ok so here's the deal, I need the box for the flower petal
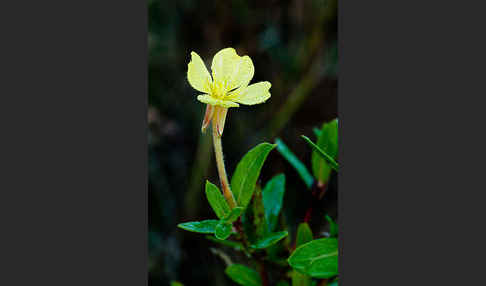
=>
[211,48,254,91]
[211,48,238,84]
[187,51,212,93]
[197,94,239,108]
[231,81,271,105]
[229,55,254,90]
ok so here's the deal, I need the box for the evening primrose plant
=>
[177,48,339,286]
[187,47,271,209]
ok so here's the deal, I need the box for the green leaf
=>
[170,282,183,286]
[303,135,339,172]
[296,223,313,247]
[310,119,339,185]
[275,138,314,189]
[313,127,322,138]
[177,220,219,234]
[292,224,313,286]
[231,143,276,209]
[277,281,290,286]
[252,185,268,238]
[225,264,262,286]
[205,180,230,219]
[250,231,288,249]
[215,221,232,240]
[291,271,311,286]
[325,215,338,237]
[262,174,286,232]
[288,238,338,278]
[223,206,244,223]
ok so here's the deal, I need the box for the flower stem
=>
[212,120,237,209]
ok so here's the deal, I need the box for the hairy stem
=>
[212,120,237,208]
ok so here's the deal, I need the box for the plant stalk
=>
[212,120,237,209]
[258,261,269,286]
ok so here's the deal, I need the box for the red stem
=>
[303,182,327,223]
[304,207,313,223]
[258,261,269,286]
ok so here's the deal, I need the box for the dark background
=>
[149,0,337,284]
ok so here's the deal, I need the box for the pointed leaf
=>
[177,220,219,234]
[205,180,230,219]
[275,138,314,189]
[303,135,339,172]
[288,238,338,278]
[225,264,262,286]
[231,143,276,209]
[296,223,313,247]
[292,224,314,285]
[262,174,286,232]
[291,224,313,286]
[170,282,183,286]
[250,231,288,249]
[310,119,339,184]
[277,281,290,286]
[215,221,232,240]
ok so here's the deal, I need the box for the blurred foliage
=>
[149,0,337,285]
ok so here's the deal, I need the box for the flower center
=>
[210,79,229,99]
[210,78,240,100]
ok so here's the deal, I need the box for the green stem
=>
[212,120,237,208]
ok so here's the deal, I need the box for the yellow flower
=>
[187,48,271,136]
